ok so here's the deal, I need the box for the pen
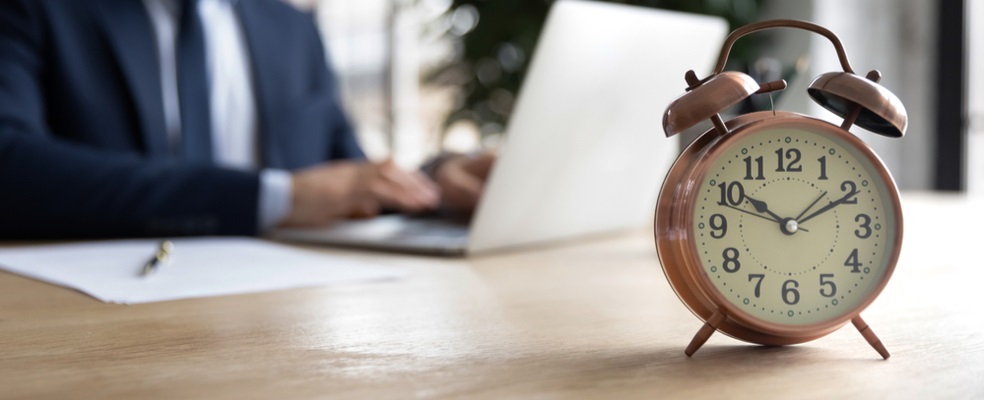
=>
[141,240,173,277]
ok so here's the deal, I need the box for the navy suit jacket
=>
[0,0,364,238]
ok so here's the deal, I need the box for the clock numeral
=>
[817,156,828,180]
[844,248,862,273]
[840,181,859,204]
[748,274,764,298]
[782,279,800,305]
[819,273,837,298]
[709,214,728,239]
[743,156,765,180]
[775,148,803,172]
[855,214,872,238]
[722,247,740,273]
[717,181,745,207]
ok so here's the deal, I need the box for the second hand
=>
[795,191,828,221]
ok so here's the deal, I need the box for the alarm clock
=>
[654,20,906,358]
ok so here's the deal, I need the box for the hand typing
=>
[279,160,440,228]
[433,152,496,213]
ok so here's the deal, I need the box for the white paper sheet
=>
[0,238,404,304]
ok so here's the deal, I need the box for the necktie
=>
[177,0,213,163]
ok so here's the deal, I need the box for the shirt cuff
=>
[257,169,293,231]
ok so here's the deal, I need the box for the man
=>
[0,0,491,239]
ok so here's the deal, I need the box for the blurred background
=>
[287,0,982,195]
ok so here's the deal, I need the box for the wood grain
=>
[0,194,981,399]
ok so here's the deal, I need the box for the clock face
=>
[690,121,900,328]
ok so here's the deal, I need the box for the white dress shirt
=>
[143,0,292,231]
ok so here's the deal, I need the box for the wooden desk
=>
[0,194,981,399]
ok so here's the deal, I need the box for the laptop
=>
[272,0,728,256]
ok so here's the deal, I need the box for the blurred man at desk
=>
[0,0,491,239]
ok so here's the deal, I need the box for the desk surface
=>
[0,194,982,399]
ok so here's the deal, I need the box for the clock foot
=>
[685,311,725,357]
[852,315,890,359]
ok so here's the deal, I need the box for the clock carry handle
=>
[709,19,855,78]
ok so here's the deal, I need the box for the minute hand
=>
[798,191,859,224]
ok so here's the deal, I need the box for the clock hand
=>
[795,191,828,221]
[799,190,860,224]
[744,195,785,223]
[721,203,778,222]
[721,203,809,232]
[743,195,810,234]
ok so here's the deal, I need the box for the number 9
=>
[710,214,727,239]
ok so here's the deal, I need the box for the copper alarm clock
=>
[655,20,906,358]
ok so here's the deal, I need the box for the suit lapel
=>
[94,0,170,158]
[235,0,284,168]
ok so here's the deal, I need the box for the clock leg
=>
[851,315,890,359]
[685,310,725,357]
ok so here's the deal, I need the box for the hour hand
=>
[744,195,784,223]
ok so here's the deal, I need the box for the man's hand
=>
[279,160,440,228]
[369,159,441,214]
[433,152,495,213]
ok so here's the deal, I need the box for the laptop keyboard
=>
[393,219,469,238]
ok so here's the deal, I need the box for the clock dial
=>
[691,122,899,326]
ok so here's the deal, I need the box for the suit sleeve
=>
[0,1,260,239]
